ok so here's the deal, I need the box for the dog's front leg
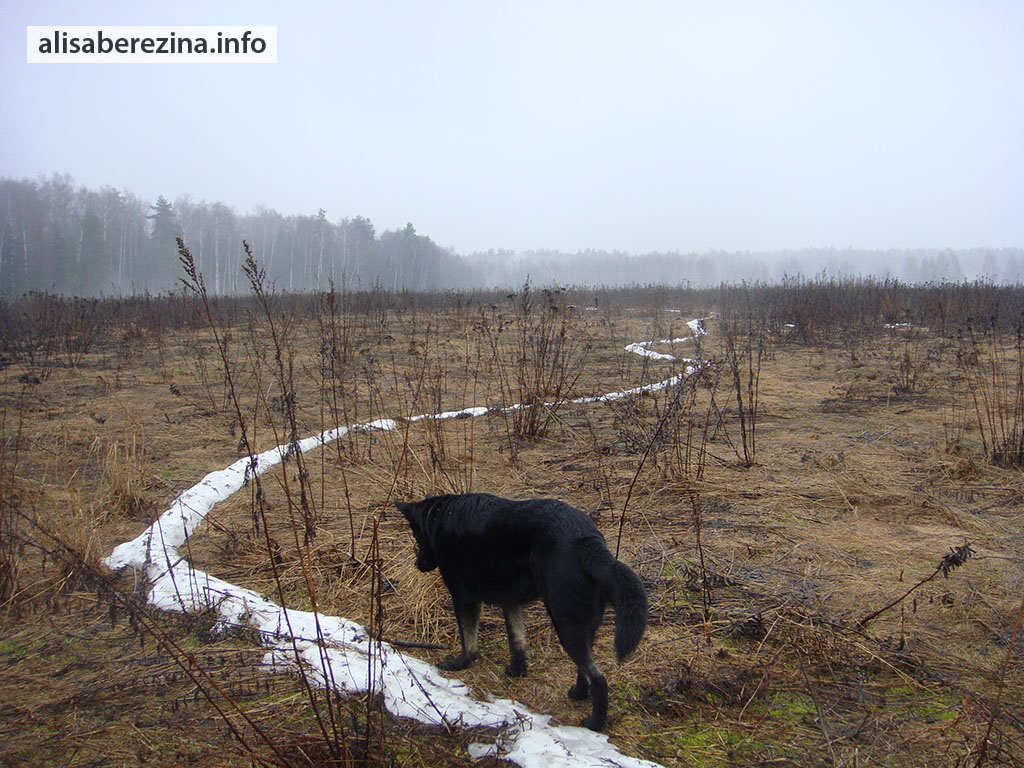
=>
[502,604,527,677]
[439,600,480,671]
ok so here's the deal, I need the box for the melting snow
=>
[623,318,705,364]
[104,318,708,767]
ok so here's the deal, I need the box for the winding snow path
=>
[104,318,705,768]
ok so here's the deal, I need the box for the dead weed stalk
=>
[180,238,352,763]
[10,503,295,766]
[718,284,767,467]
[957,317,1024,468]
[857,542,973,628]
[0,381,27,606]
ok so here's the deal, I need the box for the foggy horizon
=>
[3,171,1023,297]
[2,2,1023,262]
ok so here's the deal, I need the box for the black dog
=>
[396,493,648,731]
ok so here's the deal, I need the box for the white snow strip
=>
[104,320,707,767]
[623,342,676,361]
[470,715,662,768]
[883,322,925,331]
[408,405,491,422]
[623,317,708,363]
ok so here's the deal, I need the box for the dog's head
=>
[394,499,438,572]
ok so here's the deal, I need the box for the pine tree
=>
[0,223,27,298]
[146,195,181,292]
[346,215,376,285]
[79,208,108,295]
[49,231,74,294]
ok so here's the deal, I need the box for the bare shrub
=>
[957,317,1024,468]
[481,280,588,444]
[717,284,768,467]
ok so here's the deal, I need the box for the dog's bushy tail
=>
[586,542,649,662]
[609,559,648,662]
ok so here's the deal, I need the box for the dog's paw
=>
[504,661,527,677]
[438,653,476,671]
[580,714,605,732]
[567,681,589,700]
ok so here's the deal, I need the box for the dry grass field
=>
[2,273,1022,767]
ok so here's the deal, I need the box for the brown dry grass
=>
[2,288,1022,767]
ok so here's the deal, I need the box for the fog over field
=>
[2,2,1022,297]
[2,174,1022,297]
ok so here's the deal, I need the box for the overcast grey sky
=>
[2,1,1021,255]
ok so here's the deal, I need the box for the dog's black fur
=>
[395,493,648,731]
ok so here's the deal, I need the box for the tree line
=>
[474,246,1024,288]
[2,174,1021,298]
[0,174,477,297]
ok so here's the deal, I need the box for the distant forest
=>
[2,174,1022,297]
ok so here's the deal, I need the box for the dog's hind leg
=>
[569,651,608,731]
[548,601,608,730]
[502,604,528,677]
[568,667,589,700]
[440,600,480,671]
[567,621,599,701]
